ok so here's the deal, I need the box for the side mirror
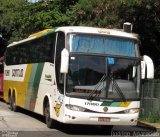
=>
[141,55,154,79]
[60,48,69,74]
[141,61,146,79]
[132,66,136,78]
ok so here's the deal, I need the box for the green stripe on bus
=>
[111,102,121,107]
[100,102,112,106]
[25,63,44,111]
[25,64,38,109]
[100,102,121,107]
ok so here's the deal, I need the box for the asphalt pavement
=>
[0,100,159,137]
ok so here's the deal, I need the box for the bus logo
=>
[85,102,99,106]
[103,107,108,112]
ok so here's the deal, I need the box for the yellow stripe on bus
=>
[24,64,32,82]
[3,64,33,108]
[120,102,131,107]
[28,29,53,38]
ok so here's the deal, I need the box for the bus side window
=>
[46,33,56,63]
[55,32,65,93]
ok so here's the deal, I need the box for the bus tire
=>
[10,94,19,112]
[44,101,55,128]
[9,95,12,109]
[8,91,11,104]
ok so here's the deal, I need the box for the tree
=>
[0,0,28,55]
[68,0,160,77]
[68,0,120,28]
[0,0,77,45]
[0,0,160,77]
[117,0,160,77]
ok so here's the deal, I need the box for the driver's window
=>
[55,31,65,93]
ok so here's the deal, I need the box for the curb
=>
[138,121,160,134]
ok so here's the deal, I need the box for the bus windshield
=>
[67,34,140,101]
[66,55,140,101]
[69,34,138,57]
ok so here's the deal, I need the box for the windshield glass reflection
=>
[66,55,140,101]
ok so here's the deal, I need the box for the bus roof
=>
[55,26,138,39]
[8,26,138,47]
[28,29,54,38]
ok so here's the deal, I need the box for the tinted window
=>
[5,33,56,65]
[70,34,137,57]
[55,32,65,93]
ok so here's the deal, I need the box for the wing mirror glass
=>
[141,55,154,79]
[60,48,69,74]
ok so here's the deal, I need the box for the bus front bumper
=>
[63,110,138,126]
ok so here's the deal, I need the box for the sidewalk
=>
[138,121,160,134]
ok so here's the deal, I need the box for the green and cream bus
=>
[3,24,154,128]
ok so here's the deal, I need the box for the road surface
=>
[0,100,158,137]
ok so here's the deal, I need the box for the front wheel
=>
[10,94,19,112]
[44,101,55,128]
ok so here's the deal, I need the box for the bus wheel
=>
[8,92,11,104]
[9,96,12,110]
[44,101,54,128]
[10,94,18,112]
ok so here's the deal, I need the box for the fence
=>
[141,79,160,118]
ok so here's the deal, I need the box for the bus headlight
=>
[65,104,86,112]
[124,108,140,114]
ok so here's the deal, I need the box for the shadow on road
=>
[56,124,157,136]
[17,107,45,123]
[11,106,158,136]
[59,125,112,135]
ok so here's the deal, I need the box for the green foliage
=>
[0,0,27,41]
[68,0,120,28]
[155,66,160,79]
[0,0,76,44]
[140,109,160,123]
[117,0,160,71]
[68,0,160,73]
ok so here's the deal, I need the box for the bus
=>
[3,24,154,128]
[0,56,4,99]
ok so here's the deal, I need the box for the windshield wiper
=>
[108,75,126,102]
[87,74,126,102]
[87,74,107,100]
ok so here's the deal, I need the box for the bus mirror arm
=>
[141,55,154,79]
[60,48,69,74]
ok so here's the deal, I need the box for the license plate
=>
[98,117,110,122]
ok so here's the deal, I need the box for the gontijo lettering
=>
[12,69,23,77]
[5,70,10,76]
